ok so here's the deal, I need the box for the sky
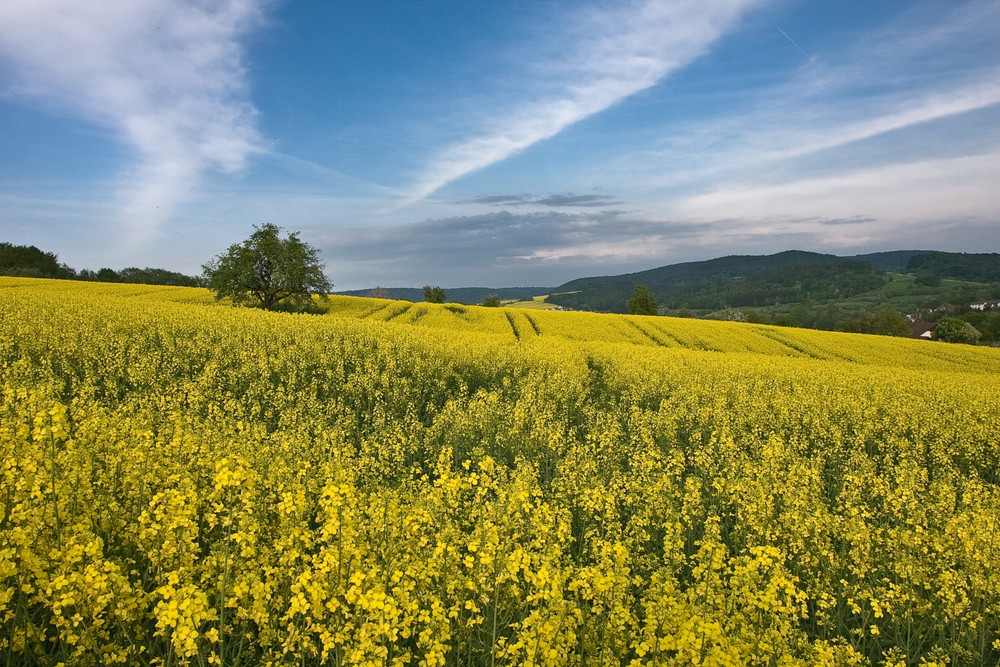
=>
[1,0,998,290]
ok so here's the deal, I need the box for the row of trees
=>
[7,228,487,313]
[622,264,889,317]
[422,285,502,307]
[1,242,200,286]
[77,267,203,287]
[196,231,1000,344]
[0,242,75,279]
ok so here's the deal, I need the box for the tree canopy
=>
[933,316,982,345]
[203,224,332,311]
[0,242,74,279]
[627,284,657,315]
[835,307,910,337]
[423,285,446,303]
[77,266,203,287]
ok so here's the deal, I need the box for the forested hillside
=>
[543,252,1000,344]
[0,241,202,286]
[548,250,841,312]
[906,252,1000,283]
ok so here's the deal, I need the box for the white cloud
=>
[404,0,762,203]
[753,77,1000,166]
[0,0,266,244]
[675,152,1000,223]
[585,0,1000,243]
[600,2,995,174]
[321,209,718,288]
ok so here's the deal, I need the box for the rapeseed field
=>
[2,277,999,665]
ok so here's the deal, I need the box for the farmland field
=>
[2,277,999,666]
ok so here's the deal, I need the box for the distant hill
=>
[546,250,885,312]
[336,250,999,311]
[556,250,837,293]
[906,252,1000,283]
[335,286,555,304]
[851,250,939,270]
[545,249,1000,316]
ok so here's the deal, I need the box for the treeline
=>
[668,261,886,310]
[704,305,911,337]
[951,310,1000,345]
[907,251,1000,283]
[548,260,886,312]
[0,242,75,279]
[75,266,203,287]
[1,242,203,287]
[700,303,1000,345]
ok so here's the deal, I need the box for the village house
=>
[908,321,936,339]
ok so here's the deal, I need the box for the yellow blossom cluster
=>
[1,276,999,665]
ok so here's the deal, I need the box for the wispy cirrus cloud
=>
[757,79,1000,167]
[676,152,1000,223]
[459,192,624,208]
[0,0,267,245]
[460,194,535,206]
[535,194,625,208]
[819,216,875,226]
[634,1,1000,193]
[404,0,763,203]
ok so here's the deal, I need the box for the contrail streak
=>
[777,26,810,59]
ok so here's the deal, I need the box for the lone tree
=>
[203,223,332,311]
[933,316,982,345]
[628,284,657,315]
[423,285,446,303]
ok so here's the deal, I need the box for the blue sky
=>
[1,0,998,290]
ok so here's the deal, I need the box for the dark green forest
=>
[906,252,1000,283]
[1,242,202,286]
[666,261,887,310]
[546,253,888,313]
[0,242,75,279]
